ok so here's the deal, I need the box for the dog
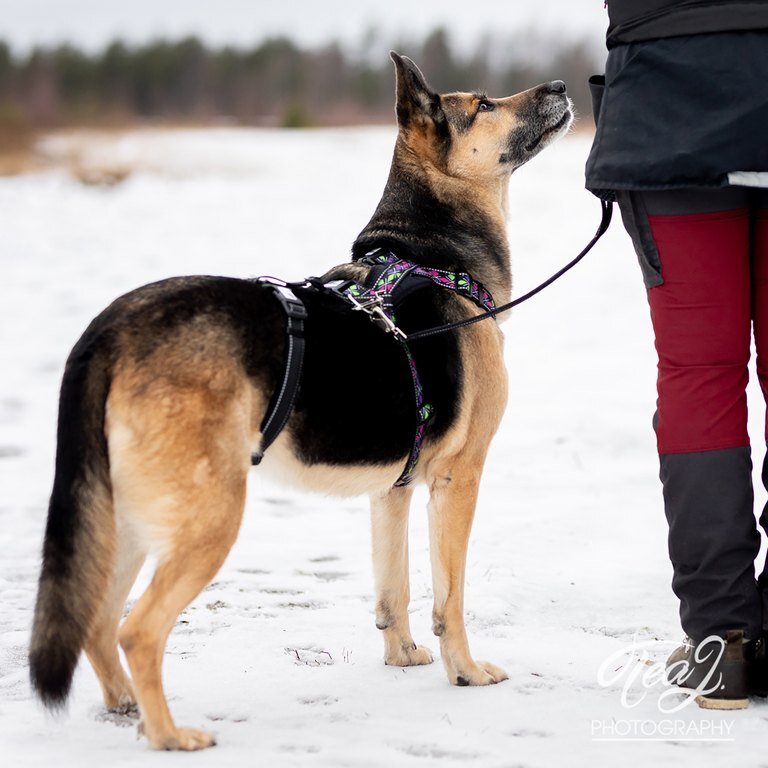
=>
[29,52,572,750]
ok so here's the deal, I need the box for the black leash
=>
[405,199,613,342]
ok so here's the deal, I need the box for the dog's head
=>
[390,51,572,180]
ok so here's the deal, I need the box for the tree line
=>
[0,29,600,130]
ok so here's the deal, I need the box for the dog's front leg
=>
[427,464,507,686]
[370,486,434,667]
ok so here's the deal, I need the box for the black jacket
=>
[607,0,768,47]
[586,1,768,196]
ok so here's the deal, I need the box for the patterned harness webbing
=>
[342,250,496,487]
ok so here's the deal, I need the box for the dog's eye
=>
[477,100,495,113]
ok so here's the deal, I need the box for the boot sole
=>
[695,694,749,710]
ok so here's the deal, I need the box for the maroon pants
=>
[619,187,768,641]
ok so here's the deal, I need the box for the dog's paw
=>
[452,660,508,686]
[147,726,217,751]
[104,682,138,714]
[107,693,139,717]
[385,643,434,667]
[173,728,217,751]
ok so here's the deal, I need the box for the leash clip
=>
[346,294,408,341]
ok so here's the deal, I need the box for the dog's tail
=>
[29,322,116,709]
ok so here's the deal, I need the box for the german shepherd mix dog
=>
[29,53,572,750]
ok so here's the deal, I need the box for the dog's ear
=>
[390,51,446,131]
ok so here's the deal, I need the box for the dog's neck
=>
[352,138,512,305]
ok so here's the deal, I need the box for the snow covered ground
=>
[2,126,768,767]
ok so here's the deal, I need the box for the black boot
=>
[748,633,768,696]
[665,629,750,709]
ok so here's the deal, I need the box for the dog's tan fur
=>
[29,53,572,750]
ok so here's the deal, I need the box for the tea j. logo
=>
[591,636,737,742]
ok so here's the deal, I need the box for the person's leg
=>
[618,187,761,642]
[752,190,768,625]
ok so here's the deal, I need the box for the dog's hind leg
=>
[108,377,252,750]
[116,472,246,751]
[427,458,508,686]
[370,487,433,666]
[84,521,147,713]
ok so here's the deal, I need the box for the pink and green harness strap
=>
[341,249,496,486]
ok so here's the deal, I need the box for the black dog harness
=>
[250,249,496,486]
[251,200,613,486]
[335,249,496,486]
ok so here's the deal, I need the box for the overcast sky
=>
[0,1,609,55]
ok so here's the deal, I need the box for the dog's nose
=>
[545,80,567,94]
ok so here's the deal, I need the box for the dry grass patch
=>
[0,123,44,175]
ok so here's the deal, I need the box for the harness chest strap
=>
[338,250,496,486]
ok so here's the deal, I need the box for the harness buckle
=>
[272,286,308,322]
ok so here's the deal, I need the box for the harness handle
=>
[405,199,613,342]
